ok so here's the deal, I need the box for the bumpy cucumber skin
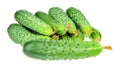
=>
[66,7,92,35]
[7,24,51,45]
[49,7,77,35]
[35,11,66,35]
[14,10,53,36]
[23,40,103,60]
[90,28,102,42]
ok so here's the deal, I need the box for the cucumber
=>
[14,10,53,36]
[35,11,66,35]
[89,28,102,42]
[7,24,51,45]
[66,7,92,35]
[23,40,103,60]
[49,7,77,36]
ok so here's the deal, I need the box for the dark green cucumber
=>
[49,7,77,35]
[23,40,103,60]
[90,28,102,42]
[7,24,51,45]
[66,7,92,35]
[14,10,53,36]
[35,11,66,35]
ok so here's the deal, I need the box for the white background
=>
[0,0,120,68]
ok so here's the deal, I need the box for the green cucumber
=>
[23,40,103,60]
[35,11,66,35]
[7,24,51,45]
[66,7,92,35]
[49,7,77,36]
[14,10,53,36]
[90,28,102,42]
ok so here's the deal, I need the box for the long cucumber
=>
[23,40,103,60]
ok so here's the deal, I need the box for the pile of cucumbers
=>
[7,7,111,60]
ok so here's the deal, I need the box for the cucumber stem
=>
[73,31,78,36]
[103,45,112,50]
[86,29,91,35]
[95,37,101,42]
[52,34,59,40]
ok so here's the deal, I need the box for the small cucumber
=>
[14,10,53,36]
[35,11,66,35]
[49,7,77,36]
[66,7,92,35]
[23,40,103,60]
[90,28,102,42]
[7,24,51,45]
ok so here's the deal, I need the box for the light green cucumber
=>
[23,40,103,60]
[66,7,92,35]
[14,10,53,36]
[49,7,77,36]
[35,11,66,35]
[7,24,51,45]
